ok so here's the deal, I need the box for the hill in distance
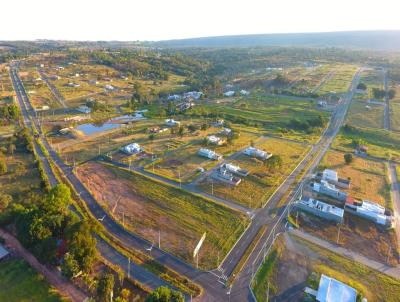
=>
[154,30,400,51]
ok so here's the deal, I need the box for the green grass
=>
[390,102,400,132]
[251,249,279,302]
[300,238,400,302]
[317,64,358,95]
[346,98,384,129]
[0,259,66,302]
[333,126,400,161]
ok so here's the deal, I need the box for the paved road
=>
[388,161,400,254]
[0,228,88,302]
[384,69,391,130]
[291,229,400,279]
[38,68,68,108]
[10,65,194,299]
[10,62,363,301]
[221,69,362,302]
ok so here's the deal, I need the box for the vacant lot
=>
[332,126,400,161]
[319,150,389,206]
[252,234,400,302]
[0,259,65,302]
[77,161,249,269]
[198,138,309,208]
[317,64,358,95]
[346,97,384,129]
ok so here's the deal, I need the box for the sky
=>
[1,0,399,41]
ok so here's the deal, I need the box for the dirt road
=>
[0,229,87,302]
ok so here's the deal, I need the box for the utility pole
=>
[387,246,392,264]
[178,170,181,188]
[266,281,270,302]
[336,224,341,245]
[128,257,130,279]
[158,230,161,249]
[211,179,214,195]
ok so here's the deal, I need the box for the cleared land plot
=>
[346,97,384,129]
[317,64,358,95]
[319,150,389,206]
[198,138,309,208]
[333,126,400,161]
[19,68,60,109]
[199,95,329,143]
[296,211,399,266]
[147,130,259,183]
[252,234,400,302]
[358,68,385,100]
[0,67,14,99]
[288,64,335,95]
[77,161,249,269]
[0,128,43,201]
[0,259,65,302]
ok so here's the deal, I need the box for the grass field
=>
[77,161,249,269]
[390,100,400,132]
[358,68,385,100]
[200,95,329,143]
[252,235,400,302]
[148,131,260,183]
[332,126,400,161]
[317,64,358,95]
[0,126,43,202]
[319,150,389,206]
[198,137,310,208]
[0,259,66,302]
[346,97,384,129]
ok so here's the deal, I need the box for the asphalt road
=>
[220,69,362,302]
[38,68,68,108]
[9,62,363,302]
[388,161,400,255]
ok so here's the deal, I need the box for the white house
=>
[122,143,142,154]
[219,128,232,136]
[345,199,393,227]
[221,163,249,177]
[198,148,222,160]
[240,90,250,96]
[165,119,180,127]
[183,91,203,100]
[67,82,80,88]
[223,91,235,97]
[207,135,224,145]
[243,147,272,160]
[76,105,91,114]
[214,119,225,127]
[104,84,114,91]
[167,94,181,101]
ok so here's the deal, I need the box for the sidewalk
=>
[0,228,88,302]
[290,229,400,280]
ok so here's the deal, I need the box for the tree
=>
[178,126,185,137]
[97,272,114,302]
[344,153,353,165]
[46,184,72,214]
[7,143,16,155]
[357,83,367,90]
[0,158,7,175]
[388,89,396,100]
[264,155,283,170]
[149,134,155,141]
[0,193,12,212]
[115,289,130,302]
[68,221,97,273]
[61,253,80,279]
[146,286,184,302]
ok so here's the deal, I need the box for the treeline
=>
[1,184,97,278]
[0,103,19,125]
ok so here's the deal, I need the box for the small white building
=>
[198,148,222,160]
[214,119,225,127]
[76,105,91,114]
[243,147,272,160]
[0,244,9,261]
[219,128,232,136]
[165,119,180,127]
[240,89,250,96]
[67,82,80,88]
[221,163,249,177]
[167,94,181,101]
[295,198,344,223]
[207,135,224,145]
[223,91,235,97]
[122,143,142,154]
[183,91,203,100]
[345,199,393,226]
[104,84,114,91]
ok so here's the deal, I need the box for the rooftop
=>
[316,274,357,302]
